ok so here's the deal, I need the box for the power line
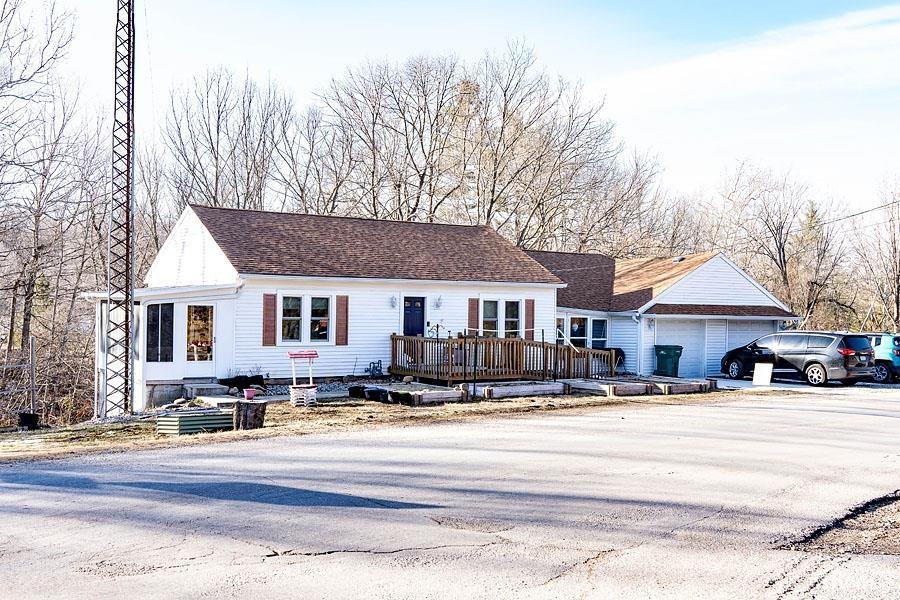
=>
[816,198,900,227]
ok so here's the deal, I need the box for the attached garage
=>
[653,318,781,378]
[528,250,800,380]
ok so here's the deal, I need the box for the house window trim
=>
[145,302,174,363]
[480,297,524,338]
[590,317,608,349]
[568,314,589,348]
[276,291,337,346]
[279,295,303,343]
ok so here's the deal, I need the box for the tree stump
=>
[233,400,267,430]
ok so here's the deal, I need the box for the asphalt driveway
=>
[2,388,899,599]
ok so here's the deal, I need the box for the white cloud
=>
[600,5,900,206]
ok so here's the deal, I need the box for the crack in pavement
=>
[541,505,728,588]
[263,541,500,558]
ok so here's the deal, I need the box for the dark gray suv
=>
[721,331,875,386]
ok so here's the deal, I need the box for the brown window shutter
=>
[467,298,479,334]
[262,293,276,346]
[335,295,349,346]
[524,299,535,340]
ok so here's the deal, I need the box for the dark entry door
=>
[403,297,425,336]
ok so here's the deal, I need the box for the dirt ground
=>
[0,390,752,463]
[788,492,900,556]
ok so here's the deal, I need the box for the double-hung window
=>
[310,297,331,341]
[504,301,521,338]
[482,300,499,337]
[591,319,608,349]
[281,296,302,341]
[569,317,588,347]
[146,303,174,362]
[278,294,333,343]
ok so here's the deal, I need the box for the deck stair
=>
[182,378,230,399]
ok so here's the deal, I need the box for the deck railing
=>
[389,334,616,384]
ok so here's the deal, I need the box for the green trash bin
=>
[654,345,684,377]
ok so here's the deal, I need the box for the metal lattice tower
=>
[101,0,135,417]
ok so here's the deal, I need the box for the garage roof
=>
[643,304,796,318]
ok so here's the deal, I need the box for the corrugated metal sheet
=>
[156,410,233,435]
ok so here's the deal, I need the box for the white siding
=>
[726,320,777,350]
[608,317,638,373]
[656,319,706,377]
[705,319,727,376]
[144,207,238,288]
[234,278,558,379]
[657,255,782,307]
[640,317,656,376]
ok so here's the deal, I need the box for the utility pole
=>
[101,0,135,417]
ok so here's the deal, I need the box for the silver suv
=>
[721,331,876,386]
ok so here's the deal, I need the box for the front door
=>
[403,297,425,336]
[184,304,215,377]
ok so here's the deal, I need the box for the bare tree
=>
[165,69,277,209]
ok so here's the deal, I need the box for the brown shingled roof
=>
[190,205,561,284]
[527,250,718,312]
[525,250,614,312]
[610,252,718,311]
[643,304,796,318]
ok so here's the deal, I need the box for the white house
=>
[527,250,799,378]
[121,205,564,410]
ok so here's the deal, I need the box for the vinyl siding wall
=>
[233,278,558,379]
[608,317,638,373]
[658,255,781,307]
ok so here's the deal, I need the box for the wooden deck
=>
[390,335,617,384]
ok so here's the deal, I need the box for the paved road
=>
[2,389,899,599]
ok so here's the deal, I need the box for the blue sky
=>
[60,1,900,209]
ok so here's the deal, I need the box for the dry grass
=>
[0,390,758,463]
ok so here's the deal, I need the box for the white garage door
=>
[726,320,777,350]
[655,319,706,378]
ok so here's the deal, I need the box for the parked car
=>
[865,333,900,383]
[721,331,875,386]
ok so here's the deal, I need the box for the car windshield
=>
[842,336,872,351]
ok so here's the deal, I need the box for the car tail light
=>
[837,348,856,356]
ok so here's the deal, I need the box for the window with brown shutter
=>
[335,295,349,345]
[262,293,276,346]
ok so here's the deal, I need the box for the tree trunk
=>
[233,400,267,430]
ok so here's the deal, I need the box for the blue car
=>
[866,333,900,383]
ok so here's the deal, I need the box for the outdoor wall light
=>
[432,295,443,310]
[389,296,398,309]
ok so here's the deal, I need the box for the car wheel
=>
[726,359,744,379]
[872,363,891,384]
[839,379,859,386]
[805,363,827,386]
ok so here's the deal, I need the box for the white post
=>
[308,358,314,385]
[291,357,297,386]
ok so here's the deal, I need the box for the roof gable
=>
[645,254,792,312]
[188,205,561,285]
[610,252,718,311]
[144,208,239,287]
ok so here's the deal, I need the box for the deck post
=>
[446,332,452,386]
[473,331,479,396]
